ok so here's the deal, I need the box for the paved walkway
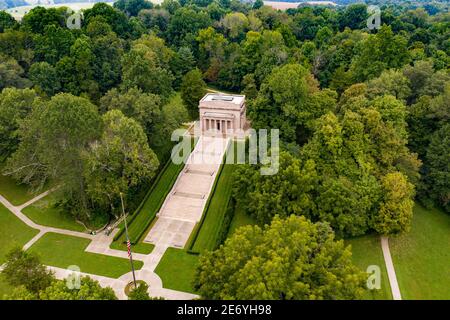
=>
[0,191,199,300]
[381,236,402,300]
[144,136,230,248]
[0,194,95,245]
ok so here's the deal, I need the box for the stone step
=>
[172,191,205,199]
[185,169,215,176]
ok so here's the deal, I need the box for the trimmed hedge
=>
[114,137,196,244]
[186,161,226,253]
[214,197,236,249]
[113,158,173,242]
[187,141,237,254]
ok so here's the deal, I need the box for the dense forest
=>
[0,0,448,238]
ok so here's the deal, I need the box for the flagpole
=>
[120,192,137,289]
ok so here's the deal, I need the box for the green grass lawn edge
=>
[28,232,143,279]
[21,194,86,232]
[0,203,40,264]
[154,248,200,294]
[186,141,232,253]
[190,163,235,253]
[389,204,450,300]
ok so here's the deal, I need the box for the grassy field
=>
[109,239,154,255]
[389,204,450,300]
[155,248,199,294]
[0,165,37,206]
[190,163,235,253]
[22,194,85,232]
[346,235,392,300]
[227,204,257,237]
[0,203,39,264]
[28,233,143,278]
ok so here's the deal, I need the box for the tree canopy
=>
[195,215,366,299]
[0,3,449,298]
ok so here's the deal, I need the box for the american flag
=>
[127,239,132,258]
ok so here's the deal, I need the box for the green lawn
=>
[28,233,143,279]
[389,204,450,300]
[22,194,86,232]
[155,248,199,294]
[0,164,37,206]
[346,235,392,300]
[0,203,39,263]
[0,204,39,299]
[190,163,235,253]
[227,204,257,237]
[109,239,154,255]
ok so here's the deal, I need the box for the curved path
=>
[0,192,199,300]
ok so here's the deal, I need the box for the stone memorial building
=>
[199,93,247,136]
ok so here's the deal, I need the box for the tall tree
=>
[100,88,162,138]
[5,94,102,219]
[232,151,318,226]
[350,25,410,82]
[114,0,153,17]
[28,62,61,96]
[372,172,415,234]
[366,69,411,101]
[170,46,196,88]
[121,45,174,101]
[220,12,249,40]
[166,7,211,46]
[0,88,37,159]
[196,27,227,81]
[422,124,450,213]
[83,3,132,38]
[87,21,124,94]
[33,24,75,65]
[39,277,117,300]
[21,6,65,34]
[1,248,54,295]
[249,63,336,144]
[138,8,170,33]
[0,11,17,32]
[180,68,207,120]
[338,3,368,31]
[83,110,159,215]
[0,56,31,90]
[195,215,366,300]
[407,84,450,157]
